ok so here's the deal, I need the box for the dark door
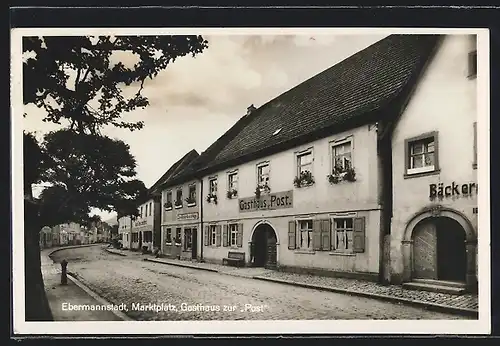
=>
[191,228,198,259]
[139,231,142,250]
[265,230,277,268]
[413,220,438,280]
[253,228,268,267]
[436,218,467,282]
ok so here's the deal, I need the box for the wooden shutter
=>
[237,223,243,247]
[223,224,229,247]
[353,217,366,253]
[216,225,222,247]
[312,220,322,251]
[288,220,296,250]
[204,226,209,246]
[320,219,331,251]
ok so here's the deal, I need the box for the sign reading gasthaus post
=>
[239,190,293,212]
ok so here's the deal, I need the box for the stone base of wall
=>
[277,265,379,282]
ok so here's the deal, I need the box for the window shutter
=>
[353,217,366,253]
[237,223,243,247]
[216,225,222,247]
[204,226,209,246]
[288,221,296,250]
[223,224,229,247]
[320,219,331,251]
[312,220,322,251]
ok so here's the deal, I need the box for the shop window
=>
[404,132,439,177]
[175,228,182,245]
[184,228,192,251]
[165,228,172,244]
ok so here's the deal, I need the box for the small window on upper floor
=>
[404,131,440,178]
[257,162,270,190]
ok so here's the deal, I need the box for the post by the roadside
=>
[61,259,68,285]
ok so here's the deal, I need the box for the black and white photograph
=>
[11,27,490,335]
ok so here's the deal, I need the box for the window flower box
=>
[293,170,315,188]
[174,200,183,208]
[185,196,196,206]
[226,189,238,199]
[255,184,271,199]
[163,201,173,210]
[327,166,357,185]
[206,193,218,205]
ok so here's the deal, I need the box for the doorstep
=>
[402,279,467,295]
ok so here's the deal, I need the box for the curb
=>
[67,273,133,321]
[252,276,479,318]
[105,248,128,256]
[144,258,219,273]
[47,244,101,258]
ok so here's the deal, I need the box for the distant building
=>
[117,215,132,249]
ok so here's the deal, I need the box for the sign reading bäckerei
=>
[239,190,293,212]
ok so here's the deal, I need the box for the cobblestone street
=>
[50,246,475,321]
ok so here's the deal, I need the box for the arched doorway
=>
[402,206,477,290]
[251,223,278,268]
[412,217,467,282]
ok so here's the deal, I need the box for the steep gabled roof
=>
[184,34,441,175]
[153,149,199,191]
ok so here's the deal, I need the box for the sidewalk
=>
[112,248,479,317]
[42,245,127,321]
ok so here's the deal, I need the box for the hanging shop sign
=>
[429,182,478,200]
[239,190,293,213]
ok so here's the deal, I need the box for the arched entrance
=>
[412,217,467,282]
[250,223,278,268]
[402,206,477,290]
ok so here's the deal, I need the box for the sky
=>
[23,33,387,223]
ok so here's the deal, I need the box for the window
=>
[149,202,152,216]
[332,141,352,172]
[473,122,477,169]
[145,204,148,217]
[132,232,139,243]
[175,189,183,207]
[405,132,439,176]
[175,228,182,244]
[184,228,192,251]
[297,220,313,250]
[144,231,152,243]
[166,191,172,204]
[228,172,238,192]
[187,185,197,205]
[297,150,313,176]
[333,218,353,252]
[209,178,218,195]
[140,206,143,218]
[257,162,270,188]
[210,225,217,246]
[468,50,477,79]
[165,228,172,244]
[229,224,238,247]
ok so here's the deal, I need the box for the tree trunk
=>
[24,198,53,321]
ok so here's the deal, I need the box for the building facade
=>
[388,34,478,292]
[132,198,157,252]
[161,178,202,260]
[201,124,381,279]
[118,215,132,249]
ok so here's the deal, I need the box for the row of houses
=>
[118,34,479,293]
[39,221,113,249]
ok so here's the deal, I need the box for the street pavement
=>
[49,246,475,321]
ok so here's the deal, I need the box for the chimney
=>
[246,104,256,116]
